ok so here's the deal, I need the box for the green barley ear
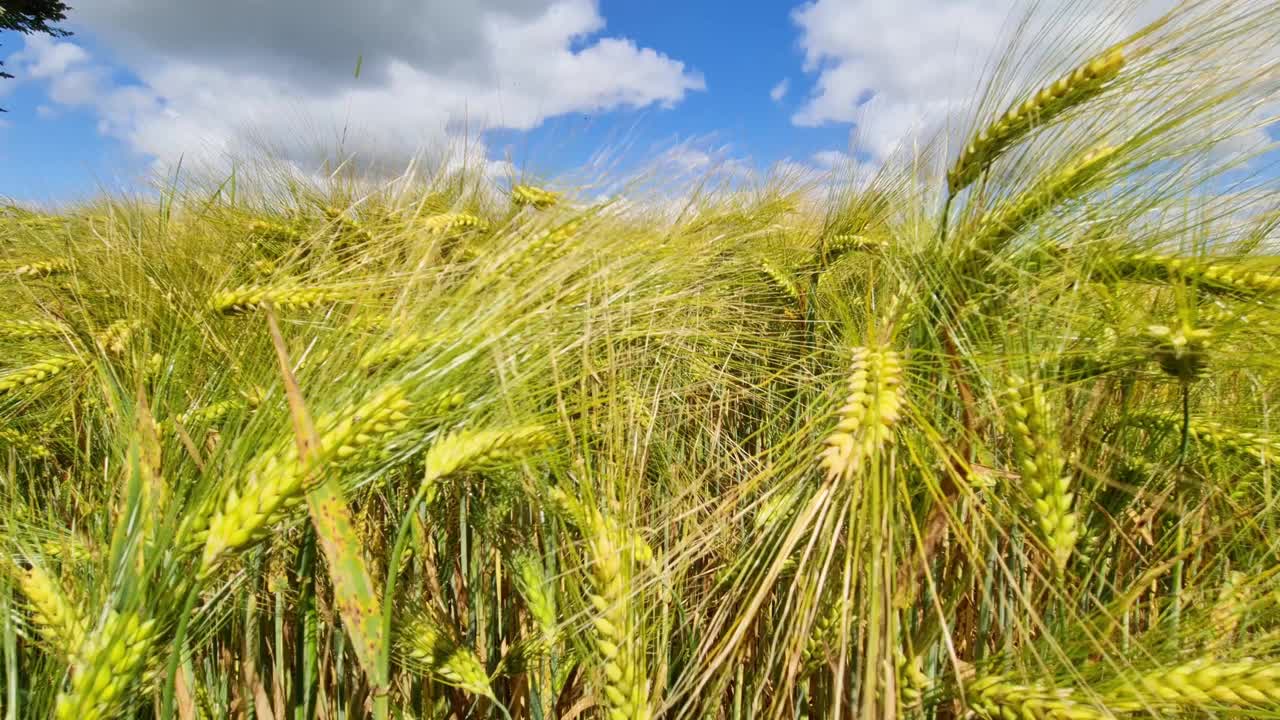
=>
[94,319,141,356]
[423,212,490,233]
[800,599,846,675]
[1211,571,1250,649]
[54,610,157,720]
[819,346,906,484]
[1106,659,1280,711]
[209,283,349,315]
[9,257,71,279]
[966,674,1106,720]
[10,561,86,661]
[512,552,558,644]
[247,219,303,244]
[825,233,888,263]
[948,46,1125,194]
[198,384,413,574]
[0,354,77,394]
[511,184,561,210]
[1005,375,1080,574]
[357,330,450,373]
[967,144,1118,257]
[897,650,931,711]
[399,609,494,698]
[1143,321,1211,380]
[1126,412,1279,464]
[757,259,803,305]
[0,318,66,340]
[420,425,551,488]
[548,489,652,720]
[1097,252,1280,301]
[0,427,53,459]
[323,206,372,243]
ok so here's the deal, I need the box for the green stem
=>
[160,581,201,720]
[378,482,433,708]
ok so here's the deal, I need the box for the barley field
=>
[3,2,1280,719]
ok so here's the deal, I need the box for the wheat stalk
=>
[1127,411,1279,463]
[358,330,450,372]
[247,219,303,244]
[549,488,653,720]
[423,212,490,233]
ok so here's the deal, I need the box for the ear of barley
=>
[94,319,141,356]
[198,385,412,574]
[162,398,244,436]
[358,330,449,372]
[968,144,1118,257]
[1097,252,1280,301]
[0,354,78,394]
[1211,571,1250,649]
[967,675,1108,720]
[247,219,303,244]
[1127,412,1279,464]
[12,563,86,661]
[549,489,652,720]
[1106,659,1280,711]
[423,212,490,233]
[758,259,802,304]
[420,425,551,489]
[209,283,349,315]
[399,610,494,698]
[54,610,157,720]
[0,427,53,459]
[1142,322,1212,380]
[800,599,846,675]
[897,650,931,710]
[826,233,888,261]
[1005,375,1080,574]
[511,184,561,210]
[323,206,373,243]
[9,257,71,279]
[0,318,66,339]
[948,47,1125,194]
[819,346,906,484]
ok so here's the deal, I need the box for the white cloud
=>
[770,78,790,103]
[788,0,1189,161]
[14,0,703,174]
[811,149,851,169]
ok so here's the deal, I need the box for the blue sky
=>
[0,0,1274,204]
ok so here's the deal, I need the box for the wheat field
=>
[3,1,1280,718]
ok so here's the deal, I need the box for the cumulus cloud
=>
[9,0,704,173]
[770,79,790,103]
